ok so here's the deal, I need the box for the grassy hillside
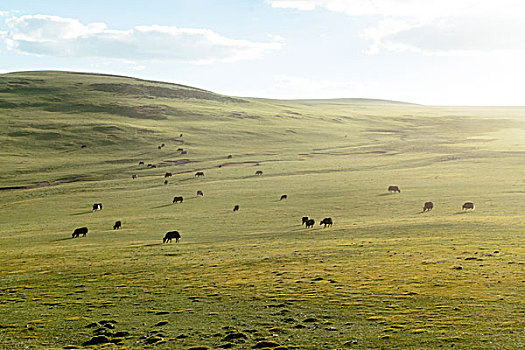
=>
[0,71,524,349]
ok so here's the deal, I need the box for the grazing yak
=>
[423,201,434,212]
[177,148,184,152]
[302,216,309,225]
[92,203,103,212]
[163,230,180,243]
[181,151,187,155]
[164,180,168,185]
[197,190,204,196]
[320,218,333,228]
[255,170,263,175]
[158,146,162,150]
[280,194,287,200]
[195,171,205,177]
[172,196,183,203]
[388,185,401,193]
[165,172,172,178]
[305,219,315,228]
[81,145,87,149]
[233,205,240,212]
[462,202,475,210]
[113,221,122,230]
[227,154,233,159]
[132,174,138,179]
[72,227,88,238]
[139,161,144,165]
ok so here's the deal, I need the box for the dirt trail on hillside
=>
[0,160,268,192]
[216,161,260,168]
[0,178,80,192]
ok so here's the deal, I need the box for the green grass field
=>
[0,71,523,349]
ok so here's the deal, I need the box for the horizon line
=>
[3,69,525,108]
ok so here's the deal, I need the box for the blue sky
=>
[1,0,524,105]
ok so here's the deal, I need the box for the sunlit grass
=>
[0,71,523,349]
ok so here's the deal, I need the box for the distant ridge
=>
[1,70,416,104]
[251,97,418,105]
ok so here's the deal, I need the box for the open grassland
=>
[0,71,524,349]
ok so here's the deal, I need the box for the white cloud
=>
[2,14,282,63]
[362,15,525,55]
[269,0,525,55]
[269,0,320,11]
[269,0,486,19]
[268,34,286,42]
[360,18,412,54]
[0,11,9,17]
[90,59,146,72]
[268,0,524,19]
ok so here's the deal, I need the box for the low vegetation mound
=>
[90,83,247,103]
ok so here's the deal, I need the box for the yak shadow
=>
[151,203,175,209]
[453,211,468,215]
[377,192,395,197]
[71,210,93,216]
[152,197,198,209]
[290,226,316,232]
[53,237,75,242]
[141,243,164,247]
[152,203,173,209]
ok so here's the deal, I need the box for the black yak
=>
[320,218,333,228]
[462,202,475,210]
[388,185,401,193]
[423,202,434,212]
[72,227,88,238]
[163,231,180,243]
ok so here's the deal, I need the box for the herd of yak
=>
[71,144,475,243]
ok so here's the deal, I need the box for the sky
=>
[1,0,524,105]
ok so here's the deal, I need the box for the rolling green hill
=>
[0,71,524,349]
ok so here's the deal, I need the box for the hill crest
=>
[1,70,414,105]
